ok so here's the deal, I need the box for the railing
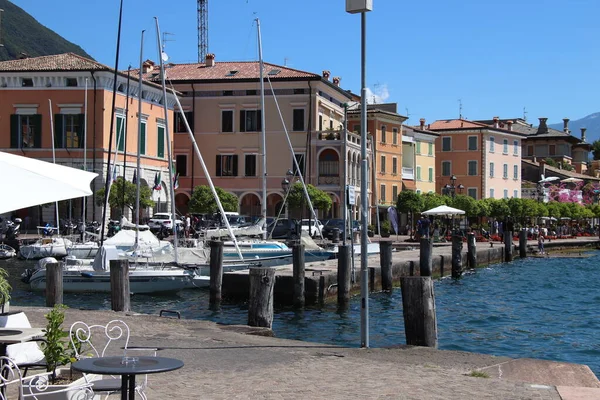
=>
[318,176,340,185]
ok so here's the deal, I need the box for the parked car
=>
[148,212,183,234]
[266,218,299,239]
[300,219,324,237]
[322,219,360,240]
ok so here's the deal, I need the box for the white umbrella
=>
[421,205,466,216]
[0,151,98,214]
[560,177,583,183]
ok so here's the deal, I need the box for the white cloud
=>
[365,84,390,105]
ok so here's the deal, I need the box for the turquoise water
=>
[4,251,600,376]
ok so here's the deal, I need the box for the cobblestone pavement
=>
[17,307,570,400]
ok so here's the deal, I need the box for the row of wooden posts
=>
[45,231,524,348]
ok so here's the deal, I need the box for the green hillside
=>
[0,0,93,61]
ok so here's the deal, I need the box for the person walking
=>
[537,234,545,255]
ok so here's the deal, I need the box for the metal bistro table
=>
[0,327,45,355]
[72,356,184,400]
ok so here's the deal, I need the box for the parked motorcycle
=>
[107,220,121,237]
[4,218,21,240]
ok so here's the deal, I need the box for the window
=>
[245,89,257,95]
[503,189,508,199]
[428,167,433,182]
[549,144,556,156]
[392,157,397,174]
[139,121,146,155]
[245,154,256,177]
[21,78,33,87]
[513,190,519,198]
[416,141,421,154]
[428,143,433,156]
[392,128,398,145]
[10,114,42,148]
[392,185,398,202]
[319,115,323,131]
[216,154,238,176]
[513,165,518,179]
[489,162,494,178]
[293,109,305,131]
[240,110,261,132]
[503,163,508,179]
[221,110,234,132]
[468,136,477,150]
[54,114,84,148]
[319,151,339,176]
[527,145,533,156]
[293,153,305,176]
[416,166,422,180]
[381,126,387,143]
[380,155,386,173]
[503,139,508,154]
[467,188,477,199]
[176,154,187,176]
[157,125,165,158]
[513,140,518,155]
[174,111,194,133]
[66,78,78,87]
[489,137,495,152]
[223,90,233,96]
[490,188,494,198]
[468,160,477,176]
[380,184,386,203]
[442,137,451,151]
[353,124,360,134]
[116,115,125,152]
[442,161,451,176]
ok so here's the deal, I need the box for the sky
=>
[9,0,600,126]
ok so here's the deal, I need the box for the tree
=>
[188,185,239,214]
[96,177,154,214]
[287,182,332,213]
[421,192,447,211]
[396,190,424,239]
[591,140,600,160]
[488,198,510,219]
[449,195,477,218]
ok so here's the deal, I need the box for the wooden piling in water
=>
[467,233,477,269]
[451,235,463,279]
[209,240,224,305]
[400,276,438,348]
[110,259,130,312]
[337,245,351,306]
[248,267,275,328]
[419,238,432,277]
[504,231,513,262]
[292,244,305,307]
[45,262,63,307]
[519,229,527,259]
[379,240,393,290]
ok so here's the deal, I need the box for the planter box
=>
[23,368,102,400]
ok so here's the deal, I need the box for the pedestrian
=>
[421,215,431,239]
[537,234,545,255]
[184,214,191,238]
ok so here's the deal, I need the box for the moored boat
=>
[0,244,16,259]
[19,236,72,260]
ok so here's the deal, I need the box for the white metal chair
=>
[69,319,155,400]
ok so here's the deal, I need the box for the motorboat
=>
[19,236,72,260]
[66,241,99,259]
[0,244,16,259]
[220,238,332,267]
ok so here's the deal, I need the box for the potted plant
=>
[380,220,391,238]
[367,224,375,238]
[0,268,11,313]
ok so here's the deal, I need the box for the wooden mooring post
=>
[400,276,438,348]
[209,240,224,305]
[519,229,527,259]
[292,244,305,307]
[248,267,275,328]
[504,231,513,262]
[45,262,63,307]
[451,234,463,279]
[337,245,351,306]
[110,259,130,312]
[467,232,476,269]
[379,240,393,290]
[419,238,432,277]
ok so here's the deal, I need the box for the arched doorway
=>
[266,193,284,218]
[318,148,340,185]
[325,192,340,219]
[239,193,261,217]
[175,193,190,216]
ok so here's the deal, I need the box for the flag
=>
[111,166,117,183]
[173,173,179,190]
[132,170,137,184]
[153,171,162,191]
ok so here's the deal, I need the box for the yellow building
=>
[406,121,438,194]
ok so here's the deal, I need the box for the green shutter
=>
[116,117,125,152]
[32,114,42,148]
[77,114,85,148]
[10,115,18,148]
[157,126,165,158]
[216,155,222,176]
[54,114,63,148]
[139,123,146,155]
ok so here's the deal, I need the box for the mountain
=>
[549,112,600,143]
[0,0,93,61]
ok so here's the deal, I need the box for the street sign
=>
[347,185,356,206]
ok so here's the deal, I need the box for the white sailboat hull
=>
[19,238,72,260]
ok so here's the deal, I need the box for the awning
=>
[402,180,417,191]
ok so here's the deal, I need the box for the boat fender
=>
[81,272,94,278]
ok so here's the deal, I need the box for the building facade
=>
[405,121,438,194]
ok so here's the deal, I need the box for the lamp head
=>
[281,178,290,191]
[450,175,457,183]
[286,169,294,179]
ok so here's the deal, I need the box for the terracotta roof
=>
[402,124,439,137]
[427,119,489,130]
[0,53,109,72]
[522,159,600,181]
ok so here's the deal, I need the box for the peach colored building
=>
[428,118,524,199]
[0,53,177,227]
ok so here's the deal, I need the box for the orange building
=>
[0,53,177,228]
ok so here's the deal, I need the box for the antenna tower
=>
[197,0,208,62]
[523,106,528,121]
[458,99,463,119]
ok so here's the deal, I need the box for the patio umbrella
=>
[0,151,98,214]
[560,178,583,183]
[421,205,466,216]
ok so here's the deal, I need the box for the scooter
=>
[4,218,21,240]
[107,220,121,237]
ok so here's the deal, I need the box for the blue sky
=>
[10,0,600,126]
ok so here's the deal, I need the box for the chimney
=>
[581,127,587,142]
[18,52,29,59]
[322,70,331,80]
[205,53,215,67]
[142,60,154,74]
[563,118,570,134]
[537,117,549,135]
[332,77,341,87]
[507,120,513,131]
[493,116,499,128]
[419,118,425,130]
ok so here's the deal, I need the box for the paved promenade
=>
[17,306,600,400]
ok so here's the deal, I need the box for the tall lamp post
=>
[443,175,464,198]
[281,169,295,219]
[346,0,372,349]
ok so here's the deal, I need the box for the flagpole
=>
[135,30,145,252]
[48,99,60,234]
[83,79,88,240]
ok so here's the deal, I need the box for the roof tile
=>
[0,53,109,72]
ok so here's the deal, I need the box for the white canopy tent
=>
[0,151,98,214]
[421,205,466,216]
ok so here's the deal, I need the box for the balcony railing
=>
[318,176,340,185]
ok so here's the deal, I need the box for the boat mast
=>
[134,30,145,251]
[154,17,178,263]
[83,79,88,240]
[48,100,60,234]
[257,18,267,240]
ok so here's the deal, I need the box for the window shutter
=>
[54,114,64,148]
[239,110,246,132]
[257,110,262,131]
[157,126,165,158]
[216,155,222,176]
[10,115,18,148]
[77,113,85,148]
[233,155,238,176]
[32,114,42,148]
[116,117,124,152]
[140,123,146,155]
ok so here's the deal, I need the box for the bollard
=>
[209,240,224,305]
[337,245,351,306]
[110,259,130,312]
[332,228,340,244]
[248,267,275,328]
[379,240,393,291]
[439,255,445,277]
[467,233,477,269]
[504,231,513,262]
[369,267,375,292]
[292,244,305,307]
[400,276,438,348]
[45,262,63,307]
[451,234,463,279]
[519,229,527,259]
[409,260,415,276]
[419,238,432,277]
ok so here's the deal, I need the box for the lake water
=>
[4,251,600,376]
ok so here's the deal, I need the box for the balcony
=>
[318,176,341,185]
[402,167,414,180]
[318,130,341,141]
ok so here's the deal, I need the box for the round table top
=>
[72,356,184,376]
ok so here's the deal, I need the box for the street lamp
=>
[281,169,295,218]
[444,175,464,198]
